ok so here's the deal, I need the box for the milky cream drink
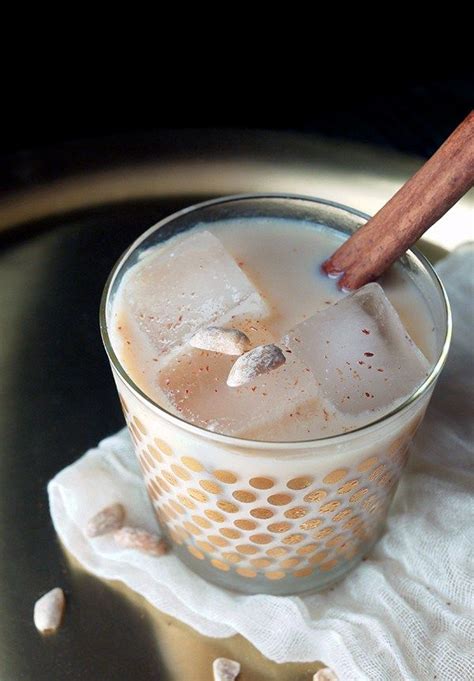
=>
[111,219,434,439]
[104,203,445,595]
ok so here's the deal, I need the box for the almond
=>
[114,526,168,557]
[227,344,286,387]
[190,326,251,355]
[314,668,339,681]
[34,587,65,634]
[86,503,125,537]
[213,657,241,681]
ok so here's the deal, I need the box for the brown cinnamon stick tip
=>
[321,259,342,277]
[338,270,376,292]
[321,111,474,290]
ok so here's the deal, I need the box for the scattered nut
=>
[190,326,251,355]
[33,587,65,634]
[314,668,339,681]
[213,657,241,681]
[114,526,168,556]
[227,344,286,387]
[86,503,125,537]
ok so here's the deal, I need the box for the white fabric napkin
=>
[48,247,474,681]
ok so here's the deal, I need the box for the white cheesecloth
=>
[48,247,474,681]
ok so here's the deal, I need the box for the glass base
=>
[173,534,380,596]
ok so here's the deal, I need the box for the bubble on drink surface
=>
[283,282,430,416]
[119,230,269,361]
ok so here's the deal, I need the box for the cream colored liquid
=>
[110,219,436,439]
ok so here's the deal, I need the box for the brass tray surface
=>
[0,130,455,680]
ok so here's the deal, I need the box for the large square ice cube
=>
[119,230,269,360]
[283,283,430,416]
[158,317,325,439]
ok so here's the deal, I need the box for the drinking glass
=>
[100,195,451,595]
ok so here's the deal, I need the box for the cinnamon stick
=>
[323,111,474,290]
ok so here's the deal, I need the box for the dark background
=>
[1,73,472,161]
[0,63,472,681]
[0,69,472,680]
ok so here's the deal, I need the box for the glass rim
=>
[100,192,452,451]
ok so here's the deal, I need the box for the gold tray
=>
[1,129,463,680]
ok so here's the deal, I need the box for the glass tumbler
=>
[100,195,451,595]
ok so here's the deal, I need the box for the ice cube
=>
[119,230,269,360]
[283,282,430,416]
[158,317,325,439]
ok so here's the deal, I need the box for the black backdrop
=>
[0,65,472,681]
[1,74,472,160]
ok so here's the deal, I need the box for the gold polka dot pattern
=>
[287,476,313,490]
[205,509,225,523]
[294,566,313,578]
[233,490,256,503]
[189,488,208,503]
[119,390,418,587]
[252,558,272,568]
[268,522,291,533]
[220,528,241,539]
[199,479,222,494]
[217,500,239,514]
[303,489,327,503]
[249,477,274,489]
[267,546,288,557]
[213,470,237,484]
[211,559,230,571]
[323,469,348,484]
[187,545,204,560]
[237,567,257,578]
[285,507,308,519]
[299,518,322,530]
[181,456,204,472]
[250,507,274,519]
[266,571,286,580]
[281,557,301,568]
[234,519,257,530]
[250,534,272,545]
[222,552,241,564]
[192,515,211,529]
[267,493,293,506]
[236,544,258,555]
